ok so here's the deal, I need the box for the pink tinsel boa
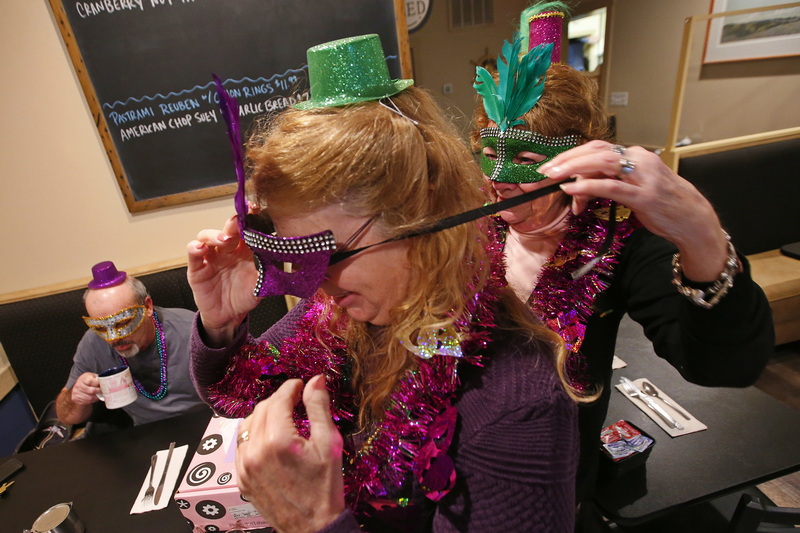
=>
[207,226,507,513]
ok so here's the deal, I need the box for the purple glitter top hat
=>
[88,261,127,289]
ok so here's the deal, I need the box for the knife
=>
[154,441,175,505]
[620,377,684,431]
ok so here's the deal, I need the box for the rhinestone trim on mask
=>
[242,228,338,254]
[479,127,581,147]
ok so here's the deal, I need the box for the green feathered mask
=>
[473,37,553,132]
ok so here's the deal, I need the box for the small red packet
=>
[600,420,654,462]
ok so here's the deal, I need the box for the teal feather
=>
[474,66,504,126]
[498,38,520,109]
[473,34,553,131]
[506,44,551,124]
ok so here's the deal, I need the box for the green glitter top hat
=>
[294,34,414,110]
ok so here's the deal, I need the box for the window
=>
[451,0,493,29]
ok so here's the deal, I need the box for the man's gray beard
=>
[115,343,140,358]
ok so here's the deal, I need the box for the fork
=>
[620,377,684,430]
[141,453,158,504]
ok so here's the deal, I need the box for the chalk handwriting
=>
[120,120,167,141]
[108,106,155,126]
[75,0,144,18]
[159,98,201,115]
[106,70,311,142]
[75,0,198,18]
[263,93,309,113]
[194,110,218,124]
[102,69,308,110]
[150,0,197,6]
[168,114,193,129]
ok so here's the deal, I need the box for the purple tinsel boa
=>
[207,225,507,513]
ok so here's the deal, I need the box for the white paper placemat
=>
[616,378,706,437]
[130,444,188,514]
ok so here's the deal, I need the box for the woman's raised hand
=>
[236,375,345,533]
[539,140,731,282]
[187,215,261,346]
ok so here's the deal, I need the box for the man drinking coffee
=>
[56,261,206,427]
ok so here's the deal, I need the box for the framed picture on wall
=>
[704,0,800,63]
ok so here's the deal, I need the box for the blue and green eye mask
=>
[479,127,580,183]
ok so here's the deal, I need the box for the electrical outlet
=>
[442,83,453,95]
[610,92,629,106]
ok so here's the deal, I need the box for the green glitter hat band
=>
[294,34,414,110]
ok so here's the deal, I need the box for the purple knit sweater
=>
[190,303,578,532]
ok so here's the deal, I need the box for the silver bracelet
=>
[671,230,739,309]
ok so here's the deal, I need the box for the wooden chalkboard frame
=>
[48,0,411,213]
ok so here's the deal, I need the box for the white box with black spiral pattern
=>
[173,414,269,532]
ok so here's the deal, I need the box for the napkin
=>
[611,355,627,369]
[130,444,189,514]
[615,378,707,437]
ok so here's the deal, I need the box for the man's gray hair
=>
[83,275,150,305]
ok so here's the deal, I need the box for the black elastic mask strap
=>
[329,179,574,265]
[569,200,617,279]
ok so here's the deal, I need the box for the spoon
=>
[641,381,691,420]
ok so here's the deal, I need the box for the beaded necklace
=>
[118,310,168,400]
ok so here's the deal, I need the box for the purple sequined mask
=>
[239,213,376,299]
[215,76,344,299]
[243,225,338,299]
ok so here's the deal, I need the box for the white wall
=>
[0,0,234,296]
[607,0,800,146]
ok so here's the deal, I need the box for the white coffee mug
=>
[96,366,137,409]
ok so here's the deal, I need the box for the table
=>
[594,318,800,526]
[0,407,213,532]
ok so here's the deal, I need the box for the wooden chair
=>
[727,493,800,533]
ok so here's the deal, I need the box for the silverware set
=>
[619,377,687,430]
[641,380,690,420]
[140,441,176,506]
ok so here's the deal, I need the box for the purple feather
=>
[213,75,247,234]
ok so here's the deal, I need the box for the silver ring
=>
[237,430,250,446]
[610,144,626,155]
[619,158,635,175]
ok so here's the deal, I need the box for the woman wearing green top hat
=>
[188,34,586,532]
[472,1,773,517]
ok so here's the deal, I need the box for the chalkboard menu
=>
[49,0,411,212]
